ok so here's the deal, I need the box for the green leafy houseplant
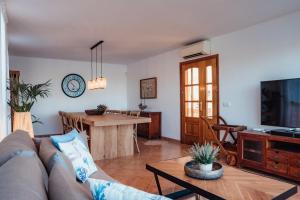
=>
[190,143,220,171]
[7,79,51,123]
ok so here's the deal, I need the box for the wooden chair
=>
[200,116,246,166]
[70,115,84,132]
[58,111,73,133]
[130,111,141,153]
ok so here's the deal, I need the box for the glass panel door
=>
[184,67,201,118]
[205,65,213,118]
[180,55,219,145]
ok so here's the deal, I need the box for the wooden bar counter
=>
[69,113,151,160]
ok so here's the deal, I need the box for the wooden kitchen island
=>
[68,113,151,160]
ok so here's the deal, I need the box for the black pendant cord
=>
[95,46,98,78]
[90,40,104,80]
[90,49,93,80]
[100,43,103,78]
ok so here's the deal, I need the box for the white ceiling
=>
[6,0,300,64]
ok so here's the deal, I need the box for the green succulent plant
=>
[190,143,220,164]
[97,104,107,112]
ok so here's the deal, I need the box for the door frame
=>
[179,54,220,143]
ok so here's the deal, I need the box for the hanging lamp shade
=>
[88,40,107,90]
[88,79,97,90]
[96,77,107,89]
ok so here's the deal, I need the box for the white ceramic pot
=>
[199,163,213,171]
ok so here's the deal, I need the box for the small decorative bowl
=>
[184,160,224,180]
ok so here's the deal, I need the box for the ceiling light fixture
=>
[88,40,107,90]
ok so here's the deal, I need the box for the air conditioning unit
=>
[180,41,210,59]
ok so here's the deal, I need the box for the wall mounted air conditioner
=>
[180,40,210,59]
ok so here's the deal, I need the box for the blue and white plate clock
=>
[61,74,86,98]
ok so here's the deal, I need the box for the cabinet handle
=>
[273,162,280,169]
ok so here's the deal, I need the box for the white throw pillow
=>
[88,178,171,200]
[58,137,97,182]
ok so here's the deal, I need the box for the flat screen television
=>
[261,78,300,128]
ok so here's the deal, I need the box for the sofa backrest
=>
[0,130,48,200]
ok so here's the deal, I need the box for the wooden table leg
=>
[90,124,134,160]
[117,125,134,157]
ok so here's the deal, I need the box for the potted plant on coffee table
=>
[7,79,51,137]
[190,143,220,171]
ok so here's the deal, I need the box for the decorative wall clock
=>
[61,74,86,98]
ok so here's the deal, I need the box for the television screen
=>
[261,78,300,128]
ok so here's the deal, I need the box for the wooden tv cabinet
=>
[238,130,300,182]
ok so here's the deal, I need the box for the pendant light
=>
[88,41,107,90]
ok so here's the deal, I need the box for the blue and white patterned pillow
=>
[88,178,171,200]
[51,128,88,149]
[58,137,97,182]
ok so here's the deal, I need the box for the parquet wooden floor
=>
[95,138,300,200]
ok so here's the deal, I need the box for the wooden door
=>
[180,55,219,145]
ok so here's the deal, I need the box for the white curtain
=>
[0,2,9,141]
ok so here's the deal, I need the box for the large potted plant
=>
[7,79,51,137]
[190,143,220,171]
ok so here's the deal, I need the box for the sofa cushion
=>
[47,151,74,175]
[39,138,75,176]
[48,163,92,200]
[39,138,59,168]
[0,154,48,200]
[0,130,38,167]
[1,130,37,152]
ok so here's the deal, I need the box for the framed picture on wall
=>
[140,77,157,99]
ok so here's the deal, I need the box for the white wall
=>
[127,50,181,140]
[0,3,9,141]
[10,56,127,135]
[127,11,300,140]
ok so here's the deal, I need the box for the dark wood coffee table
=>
[146,156,297,200]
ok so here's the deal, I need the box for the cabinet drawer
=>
[266,150,288,163]
[266,160,287,174]
[288,166,300,180]
[289,154,300,168]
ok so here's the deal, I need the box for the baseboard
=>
[161,136,181,143]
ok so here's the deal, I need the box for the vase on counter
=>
[13,112,34,138]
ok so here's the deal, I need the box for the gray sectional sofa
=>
[0,130,114,200]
